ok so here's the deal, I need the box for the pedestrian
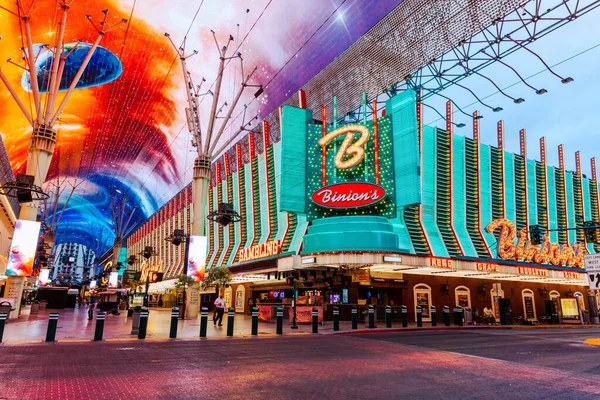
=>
[88,301,95,320]
[214,294,226,326]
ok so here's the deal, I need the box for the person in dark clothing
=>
[214,294,225,326]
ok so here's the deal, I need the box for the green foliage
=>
[174,274,196,293]
[200,268,232,291]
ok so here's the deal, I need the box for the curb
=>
[329,326,492,335]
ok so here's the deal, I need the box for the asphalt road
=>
[2,328,600,399]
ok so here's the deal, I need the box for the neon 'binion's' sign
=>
[311,182,386,209]
[486,219,584,268]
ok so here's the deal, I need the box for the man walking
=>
[214,294,226,326]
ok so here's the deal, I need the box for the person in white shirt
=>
[214,294,226,326]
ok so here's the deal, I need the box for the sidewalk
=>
[1,307,598,344]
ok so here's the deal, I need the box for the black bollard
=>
[46,312,59,342]
[227,307,235,337]
[200,307,208,338]
[276,307,284,335]
[401,305,408,328]
[416,306,423,327]
[169,307,179,339]
[351,306,358,330]
[0,312,6,343]
[453,307,463,326]
[385,305,392,328]
[443,305,450,326]
[94,312,105,341]
[333,306,340,331]
[368,305,375,329]
[431,306,437,327]
[138,307,148,339]
[251,306,259,336]
[312,307,319,334]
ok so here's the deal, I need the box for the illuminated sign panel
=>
[486,219,584,268]
[238,240,281,263]
[187,235,208,282]
[429,257,453,269]
[306,113,396,220]
[7,220,41,276]
[477,262,500,273]
[311,182,385,209]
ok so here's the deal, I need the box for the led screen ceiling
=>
[0,0,401,254]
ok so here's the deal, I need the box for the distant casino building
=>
[126,89,599,325]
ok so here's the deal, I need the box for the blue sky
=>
[423,7,600,175]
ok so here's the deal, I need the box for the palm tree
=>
[200,267,232,297]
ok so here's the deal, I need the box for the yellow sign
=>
[486,219,584,268]
[430,257,453,269]
[517,266,549,277]
[477,262,500,273]
[238,240,281,263]
[318,124,370,170]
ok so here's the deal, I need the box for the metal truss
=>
[341,0,600,124]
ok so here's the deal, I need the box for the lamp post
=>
[163,30,260,318]
[166,229,189,319]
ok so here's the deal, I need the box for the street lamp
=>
[165,229,190,319]
[142,246,153,306]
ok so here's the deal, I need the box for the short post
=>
[251,306,259,336]
[276,307,283,335]
[0,312,7,343]
[431,306,437,327]
[368,305,375,329]
[401,305,408,328]
[312,307,319,334]
[443,306,450,326]
[385,305,392,328]
[333,306,340,331]
[200,307,208,338]
[94,312,105,341]
[46,312,59,342]
[138,307,149,339]
[227,307,235,337]
[416,306,423,327]
[169,307,179,339]
[351,306,358,330]
[453,307,463,327]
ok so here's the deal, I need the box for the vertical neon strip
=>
[248,133,257,248]
[373,99,380,184]
[417,93,433,254]
[224,153,230,176]
[576,151,581,176]
[473,110,490,256]
[541,137,550,231]
[298,89,306,109]
[520,129,529,228]
[540,137,547,165]
[497,121,506,218]
[263,120,272,241]
[592,157,597,181]
[446,101,464,255]
[234,143,244,262]
[321,105,327,187]
[333,96,338,129]
[559,144,569,244]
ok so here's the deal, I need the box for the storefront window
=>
[455,286,471,308]
[235,286,245,312]
[521,289,536,320]
[414,284,431,321]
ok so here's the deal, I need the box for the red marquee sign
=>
[311,182,386,209]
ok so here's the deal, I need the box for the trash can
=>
[453,307,464,326]
[39,300,48,310]
[131,306,142,334]
[30,301,40,314]
[0,301,14,321]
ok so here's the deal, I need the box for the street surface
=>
[2,328,600,399]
